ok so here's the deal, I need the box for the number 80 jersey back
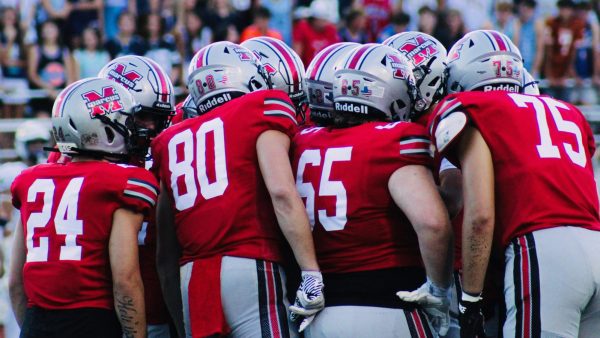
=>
[430,91,600,248]
[150,90,299,265]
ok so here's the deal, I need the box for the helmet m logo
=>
[82,86,124,118]
[448,43,464,63]
[108,63,142,90]
[399,35,439,66]
[263,63,277,76]
[234,47,252,61]
[387,54,408,79]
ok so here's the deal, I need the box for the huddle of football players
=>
[5,27,600,338]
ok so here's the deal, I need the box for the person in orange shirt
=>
[240,7,283,42]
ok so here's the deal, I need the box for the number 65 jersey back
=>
[10,161,158,310]
[150,90,298,265]
[430,92,600,248]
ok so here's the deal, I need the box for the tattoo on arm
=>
[116,296,138,338]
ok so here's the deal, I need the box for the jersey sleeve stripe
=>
[399,137,430,145]
[399,149,433,156]
[124,189,156,207]
[264,110,298,125]
[126,179,158,196]
[264,98,296,112]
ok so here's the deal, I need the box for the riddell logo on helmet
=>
[482,84,520,92]
[198,93,232,113]
[82,86,124,118]
[107,64,142,89]
[335,102,368,114]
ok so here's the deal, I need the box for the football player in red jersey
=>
[8,78,158,338]
[428,30,600,338]
[292,44,453,337]
[151,41,323,337]
[99,55,177,338]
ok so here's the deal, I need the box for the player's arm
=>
[439,166,463,219]
[389,165,453,288]
[155,181,185,338]
[257,130,319,271]
[109,208,146,338]
[457,127,495,295]
[8,219,26,327]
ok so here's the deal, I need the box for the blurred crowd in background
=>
[0,0,599,120]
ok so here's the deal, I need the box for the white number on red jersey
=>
[509,94,587,168]
[296,147,352,231]
[168,117,229,211]
[26,177,84,262]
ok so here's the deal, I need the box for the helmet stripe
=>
[146,58,170,103]
[357,45,379,70]
[310,44,341,79]
[346,44,372,69]
[268,39,300,92]
[54,78,94,118]
[481,31,497,51]
[489,31,507,51]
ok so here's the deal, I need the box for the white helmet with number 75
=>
[446,30,524,94]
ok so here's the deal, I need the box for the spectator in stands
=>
[544,0,585,101]
[18,0,39,45]
[105,11,147,58]
[376,11,409,42]
[445,0,493,31]
[352,0,394,42]
[401,0,436,30]
[214,24,239,43]
[572,0,599,105]
[417,6,438,37]
[40,0,70,28]
[72,27,110,79]
[104,0,133,40]
[437,9,466,50]
[292,0,340,66]
[339,9,368,44]
[178,12,211,72]
[0,7,28,118]
[27,20,73,99]
[240,6,282,42]
[204,0,241,40]
[261,0,293,44]
[142,13,181,85]
[487,1,520,46]
[65,0,101,49]
[517,0,545,77]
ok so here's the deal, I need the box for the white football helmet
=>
[51,77,141,161]
[187,41,271,114]
[384,32,447,115]
[522,69,540,95]
[98,55,175,134]
[305,42,359,125]
[333,44,420,122]
[14,120,51,163]
[241,37,307,118]
[446,30,523,94]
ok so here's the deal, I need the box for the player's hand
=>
[459,292,487,338]
[289,271,324,332]
[396,280,450,336]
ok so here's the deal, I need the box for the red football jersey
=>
[151,90,298,265]
[430,92,600,247]
[11,161,158,310]
[291,122,432,274]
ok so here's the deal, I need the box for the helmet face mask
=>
[333,44,420,123]
[51,78,143,162]
[445,30,524,94]
[187,42,272,115]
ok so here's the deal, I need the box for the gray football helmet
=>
[187,41,272,114]
[98,55,175,134]
[446,30,523,94]
[522,69,540,95]
[51,77,141,161]
[384,31,447,115]
[333,44,420,122]
[304,42,359,125]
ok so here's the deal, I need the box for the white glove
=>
[289,271,325,332]
[396,280,450,336]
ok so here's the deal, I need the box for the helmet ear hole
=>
[428,76,440,88]
[105,127,115,144]
[69,118,77,130]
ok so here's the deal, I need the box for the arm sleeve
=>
[117,167,159,216]
[259,91,299,138]
[394,122,434,169]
